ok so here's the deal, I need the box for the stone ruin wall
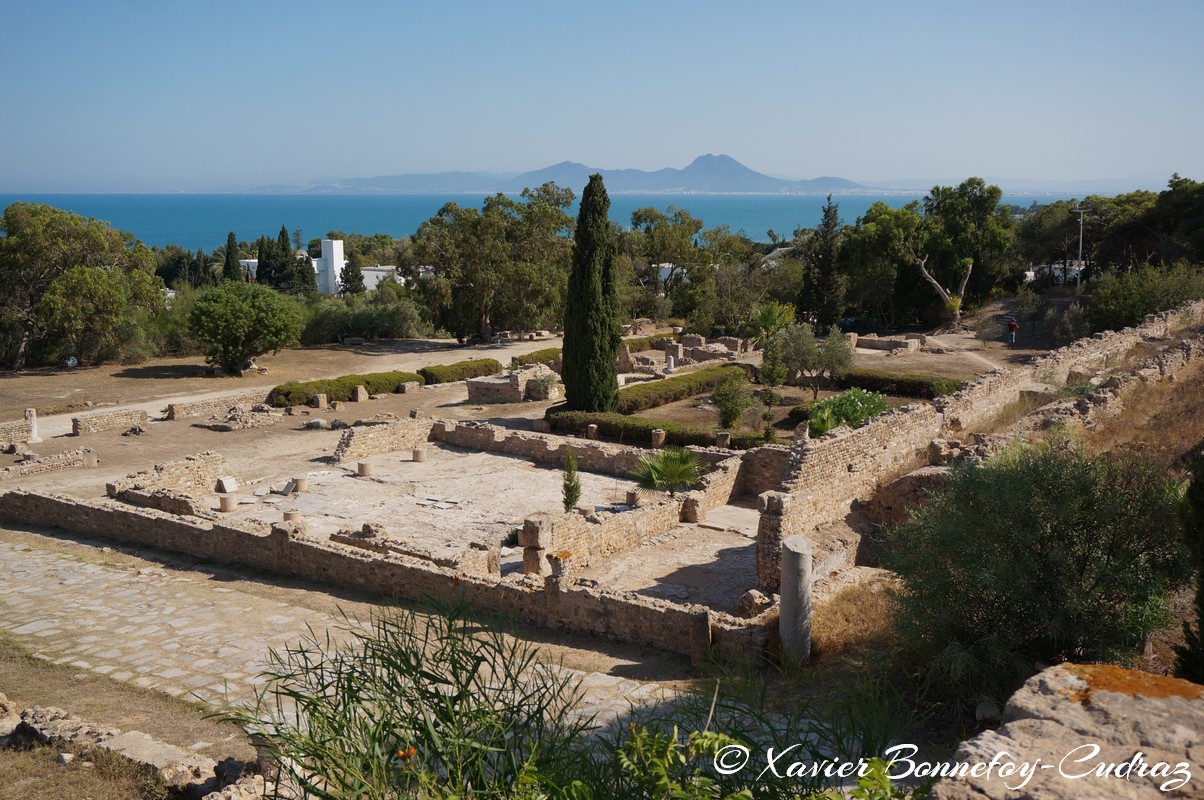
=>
[165,391,270,420]
[71,407,148,436]
[0,447,98,482]
[332,418,435,462]
[104,450,227,517]
[755,298,1204,593]
[0,409,36,445]
[735,445,793,497]
[0,490,766,663]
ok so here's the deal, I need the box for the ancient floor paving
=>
[0,535,677,733]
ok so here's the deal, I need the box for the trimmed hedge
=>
[835,368,962,399]
[269,371,425,407]
[418,358,504,385]
[547,411,765,450]
[786,401,816,423]
[623,334,675,354]
[512,348,562,367]
[615,365,747,415]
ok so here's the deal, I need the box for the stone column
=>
[779,535,812,664]
[715,431,731,448]
[25,408,41,443]
[357,461,373,477]
[586,424,598,440]
[312,393,328,410]
[650,429,667,448]
[689,609,712,665]
[412,447,427,462]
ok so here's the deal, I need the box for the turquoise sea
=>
[0,192,1067,252]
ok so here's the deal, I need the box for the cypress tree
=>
[561,174,620,412]
[340,253,367,295]
[222,231,241,282]
[255,237,274,287]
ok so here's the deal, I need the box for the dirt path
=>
[0,334,563,424]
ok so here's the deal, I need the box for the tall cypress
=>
[222,231,241,281]
[562,174,620,412]
[255,237,274,287]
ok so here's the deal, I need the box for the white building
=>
[312,239,346,295]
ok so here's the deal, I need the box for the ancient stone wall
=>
[71,408,148,436]
[0,409,36,445]
[0,447,97,482]
[332,418,435,462]
[106,451,227,497]
[166,391,270,420]
[756,404,942,591]
[0,490,764,662]
[736,445,793,497]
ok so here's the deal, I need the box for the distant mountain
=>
[248,155,868,195]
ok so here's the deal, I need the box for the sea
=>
[0,192,1070,252]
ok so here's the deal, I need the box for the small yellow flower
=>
[396,745,417,761]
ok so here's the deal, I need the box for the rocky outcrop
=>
[931,664,1204,799]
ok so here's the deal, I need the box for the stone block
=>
[522,547,550,576]
[311,393,328,410]
[352,385,369,402]
[215,475,239,493]
[531,419,552,433]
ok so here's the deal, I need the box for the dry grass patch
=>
[810,578,898,662]
[0,740,169,800]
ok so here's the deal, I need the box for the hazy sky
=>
[3,0,1202,192]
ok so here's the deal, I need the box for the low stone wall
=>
[332,418,435,462]
[0,447,97,482]
[520,498,684,573]
[854,334,919,352]
[166,391,270,420]
[106,451,227,497]
[0,409,37,445]
[756,404,942,592]
[72,408,148,436]
[0,490,766,662]
[737,445,793,497]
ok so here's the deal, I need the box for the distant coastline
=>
[0,190,1083,251]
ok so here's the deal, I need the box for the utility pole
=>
[1072,206,1088,285]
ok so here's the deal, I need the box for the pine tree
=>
[561,174,620,412]
[222,231,242,281]
[796,195,845,327]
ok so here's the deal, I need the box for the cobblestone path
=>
[0,534,677,729]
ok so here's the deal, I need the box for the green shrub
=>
[834,368,962,398]
[269,370,424,406]
[418,358,503,385]
[547,410,764,449]
[512,347,561,367]
[787,400,817,422]
[808,388,889,436]
[1088,263,1204,333]
[615,365,747,415]
[711,373,755,428]
[890,440,1192,705]
[622,333,674,353]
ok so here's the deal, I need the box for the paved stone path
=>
[0,536,676,729]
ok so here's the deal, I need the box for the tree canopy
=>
[189,280,302,373]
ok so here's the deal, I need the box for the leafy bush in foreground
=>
[808,388,889,436]
[889,440,1191,705]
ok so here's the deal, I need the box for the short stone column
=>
[412,447,427,463]
[794,423,810,443]
[586,424,598,440]
[650,429,667,448]
[25,408,40,443]
[689,609,712,665]
[218,495,238,513]
[283,509,302,522]
[715,431,731,448]
[312,393,328,410]
[625,490,640,506]
[357,461,373,477]
[779,535,813,664]
[292,477,308,492]
[665,354,676,372]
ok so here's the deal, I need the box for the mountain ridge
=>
[249,155,868,195]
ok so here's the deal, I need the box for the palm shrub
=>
[221,597,589,799]
[889,439,1191,705]
[632,446,701,498]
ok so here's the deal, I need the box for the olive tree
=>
[189,281,302,374]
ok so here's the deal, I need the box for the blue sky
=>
[3,0,1202,192]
